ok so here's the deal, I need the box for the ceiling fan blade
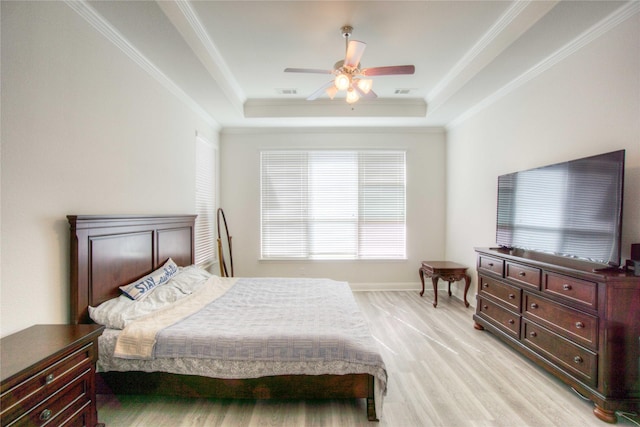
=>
[306,80,335,101]
[344,40,366,68]
[284,68,333,74]
[361,65,415,76]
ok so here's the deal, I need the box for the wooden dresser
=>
[473,247,640,423]
[1,324,105,427]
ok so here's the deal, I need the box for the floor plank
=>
[97,290,640,426]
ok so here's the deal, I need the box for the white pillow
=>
[119,258,178,301]
[89,265,212,329]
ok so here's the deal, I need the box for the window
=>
[261,150,406,260]
[195,134,216,266]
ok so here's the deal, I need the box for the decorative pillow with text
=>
[119,258,178,301]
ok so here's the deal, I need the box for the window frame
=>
[260,149,406,261]
[194,134,216,267]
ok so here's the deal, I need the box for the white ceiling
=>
[80,0,633,129]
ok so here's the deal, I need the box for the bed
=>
[68,214,386,421]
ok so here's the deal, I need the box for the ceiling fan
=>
[284,26,415,104]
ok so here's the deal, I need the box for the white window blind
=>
[195,135,216,266]
[261,150,406,260]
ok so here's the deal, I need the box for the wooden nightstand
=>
[1,324,105,427]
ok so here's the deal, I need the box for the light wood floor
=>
[97,290,640,426]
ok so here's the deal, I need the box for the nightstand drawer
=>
[9,369,92,427]
[543,272,597,309]
[479,276,521,312]
[1,343,93,421]
[0,325,104,427]
[477,296,520,339]
[524,293,597,350]
[506,261,541,290]
[523,320,597,386]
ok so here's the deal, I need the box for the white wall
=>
[445,14,640,304]
[219,128,446,287]
[3,2,637,337]
[0,1,218,336]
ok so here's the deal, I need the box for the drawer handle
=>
[530,303,538,309]
[488,263,494,267]
[483,283,489,288]
[45,373,55,384]
[574,356,583,364]
[483,305,488,310]
[508,293,516,299]
[518,271,526,277]
[529,331,537,338]
[40,409,52,421]
[508,319,515,325]
[575,322,585,329]
[563,284,572,291]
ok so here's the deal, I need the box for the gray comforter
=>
[153,278,384,369]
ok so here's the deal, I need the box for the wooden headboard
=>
[68,215,196,324]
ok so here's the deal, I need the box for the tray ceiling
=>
[78,1,635,129]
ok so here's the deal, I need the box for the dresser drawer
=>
[1,343,93,422]
[8,369,92,427]
[478,255,504,277]
[523,293,597,350]
[477,296,520,339]
[522,319,597,386]
[543,272,597,309]
[506,261,541,290]
[479,276,521,312]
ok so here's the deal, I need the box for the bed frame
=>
[68,214,378,421]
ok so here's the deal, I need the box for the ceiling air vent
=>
[277,88,297,95]
[394,89,412,95]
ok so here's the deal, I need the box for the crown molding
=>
[64,0,220,130]
[428,1,560,115]
[449,0,640,129]
[244,98,427,118]
[158,1,245,113]
[221,126,444,136]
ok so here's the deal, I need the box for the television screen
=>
[496,150,625,266]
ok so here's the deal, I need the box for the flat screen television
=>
[496,150,625,267]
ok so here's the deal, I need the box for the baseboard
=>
[350,282,477,308]
[349,282,419,292]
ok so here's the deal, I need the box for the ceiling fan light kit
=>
[284,26,415,105]
[346,88,359,104]
[357,79,373,94]
[335,73,351,91]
